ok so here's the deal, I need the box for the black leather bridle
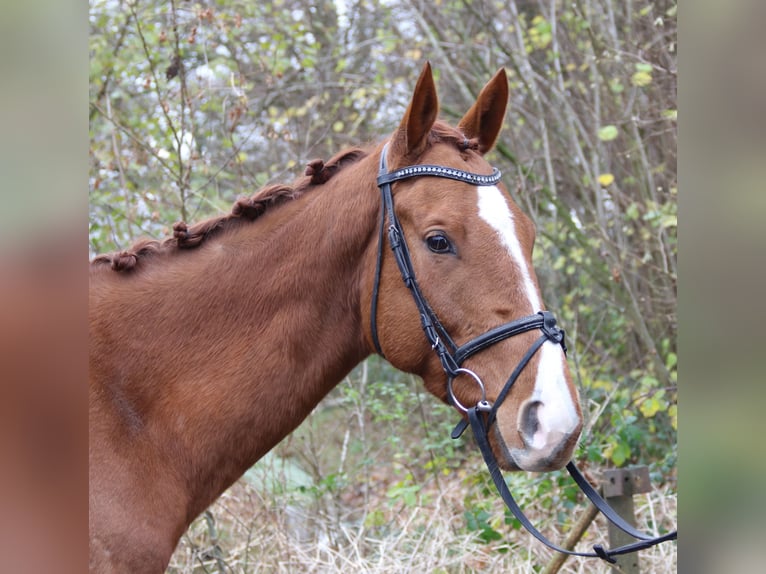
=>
[369,143,677,563]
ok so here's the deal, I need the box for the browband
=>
[377,163,502,188]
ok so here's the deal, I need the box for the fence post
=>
[602,466,652,574]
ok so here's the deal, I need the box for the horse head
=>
[365,63,582,472]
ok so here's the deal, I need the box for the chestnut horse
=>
[89,64,582,572]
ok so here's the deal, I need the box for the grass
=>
[167,468,676,573]
[167,369,677,573]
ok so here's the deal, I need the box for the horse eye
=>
[426,234,452,254]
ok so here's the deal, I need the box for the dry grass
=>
[167,465,676,573]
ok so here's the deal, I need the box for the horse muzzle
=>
[495,396,583,471]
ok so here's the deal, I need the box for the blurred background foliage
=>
[90,0,676,569]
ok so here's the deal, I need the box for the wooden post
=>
[602,467,652,574]
[540,501,599,574]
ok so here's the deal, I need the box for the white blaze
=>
[476,186,540,312]
[476,186,579,453]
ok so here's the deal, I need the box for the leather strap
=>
[466,407,678,562]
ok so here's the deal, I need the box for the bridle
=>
[370,144,566,427]
[370,143,677,563]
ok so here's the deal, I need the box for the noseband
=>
[369,143,677,563]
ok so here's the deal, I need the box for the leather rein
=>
[369,143,677,563]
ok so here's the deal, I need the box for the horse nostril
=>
[519,400,542,446]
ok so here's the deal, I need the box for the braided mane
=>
[92,148,368,272]
[91,120,477,273]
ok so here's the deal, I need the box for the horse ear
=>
[458,68,509,155]
[391,62,439,161]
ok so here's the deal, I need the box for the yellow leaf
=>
[668,404,678,430]
[631,71,652,87]
[598,173,615,186]
[640,397,661,418]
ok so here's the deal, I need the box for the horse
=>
[89,63,583,572]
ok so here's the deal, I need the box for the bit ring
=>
[448,368,490,413]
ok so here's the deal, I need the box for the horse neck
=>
[91,154,381,527]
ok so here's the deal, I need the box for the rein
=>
[370,143,677,563]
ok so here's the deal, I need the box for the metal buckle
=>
[448,368,492,413]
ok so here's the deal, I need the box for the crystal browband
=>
[377,164,502,187]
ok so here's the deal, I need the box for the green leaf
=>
[660,214,678,228]
[598,125,619,141]
[364,509,386,528]
[640,375,659,388]
[611,442,631,466]
[480,525,503,543]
